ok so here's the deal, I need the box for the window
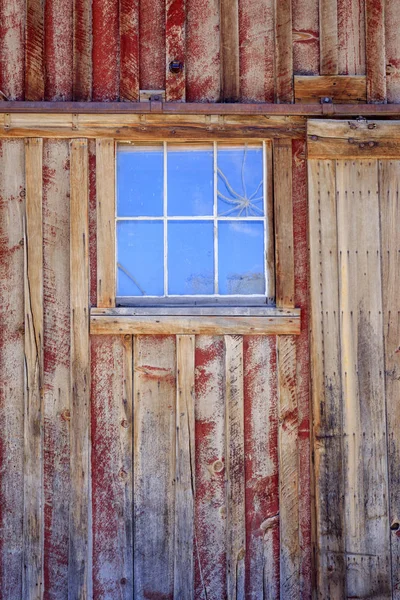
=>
[116,141,273,306]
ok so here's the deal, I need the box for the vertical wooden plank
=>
[174,335,195,598]
[266,142,275,302]
[274,0,293,103]
[336,160,391,598]
[378,160,400,598]
[274,139,294,308]
[120,0,139,101]
[319,0,338,74]
[194,337,226,599]
[308,159,345,598]
[293,0,319,76]
[186,0,220,102]
[44,0,73,100]
[96,139,115,309]
[166,0,186,102]
[69,139,91,599]
[220,0,239,102]
[0,140,25,599]
[292,139,312,599]
[91,335,133,598]
[134,336,176,599]
[243,336,279,598]
[277,335,299,599]
[25,0,45,100]
[0,0,25,99]
[239,0,274,103]
[385,2,400,103]
[365,0,386,103]
[23,137,44,600]
[42,140,71,598]
[88,140,97,307]
[92,0,119,101]
[139,0,166,91]
[73,0,92,101]
[225,335,245,600]
[338,0,366,76]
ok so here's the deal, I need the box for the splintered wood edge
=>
[89,313,301,335]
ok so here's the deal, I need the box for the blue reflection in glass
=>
[218,221,265,294]
[167,145,213,216]
[117,221,164,296]
[117,145,163,217]
[168,221,214,295]
[217,145,264,217]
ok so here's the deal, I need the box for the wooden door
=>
[309,120,400,598]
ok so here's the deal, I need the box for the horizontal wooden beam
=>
[1,101,400,117]
[308,119,400,158]
[0,112,305,139]
[295,76,366,104]
[92,307,299,317]
[90,312,301,336]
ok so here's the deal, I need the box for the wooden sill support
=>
[90,308,301,336]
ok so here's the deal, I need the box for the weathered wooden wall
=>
[0,0,400,104]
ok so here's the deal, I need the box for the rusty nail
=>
[348,138,355,144]
[20,189,26,198]
[213,459,224,473]
[118,469,128,480]
[19,238,24,246]
[169,60,183,74]
[121,419,129,429]
[310,135,318,141]
[349,123,357,130]
[120,578,127,585]
[368,141,375,147]
[61,409,71,422]
[368,123,376,129]
[124,334,130,341]
[359,142,365,148]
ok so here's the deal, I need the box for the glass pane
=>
[218,221,265,294]
[168,221,214,295]
[117,144,164,217]
[167,144,214,216]
[217,144,264,217]
[117,221,164,296]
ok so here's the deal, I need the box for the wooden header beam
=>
[2,101,400,117]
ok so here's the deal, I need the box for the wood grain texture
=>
[274,138,294,307]
[90,315,301,336]
[69,139,90,599]
[0,113,306,140]
[92,0,119,101]
[166,0,186,102]
[274,0,293,103]
[120,0,139,101]
[0,140,25,599]
[243,337,279,597]
[338,0,365,76]
[24,137,44,600]
[186,0,220,102]
[365,0,386,103]
[319,0,338,75]
[379,160,400,597]
[308,159,345,598]
[308,119,400,159]
[292,139,312,598]
[96,138,115,308]
[25,0,45,100]
[139,0,165,91]
[239,0,275,102]
[174,335,195,598]
[292,0,319,77]
[225,335,245,600]
[0,0,25,100]
[42,140,71,598]
[220,0,239,102]
[295,75,367,104]
[134,336,176,599]
[336,160,391,597]
[91,335,133,598]
[277,335,299,599]
[44,0,73,100]
[385,1,400,103]
[73,0,92,101]
[194,336,226,599]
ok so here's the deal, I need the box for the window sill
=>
[90,307,301,336]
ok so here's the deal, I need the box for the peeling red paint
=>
[92,0,119,101]
[293,0,319,75]
[44,0,73,100]
[139,0,166,91]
